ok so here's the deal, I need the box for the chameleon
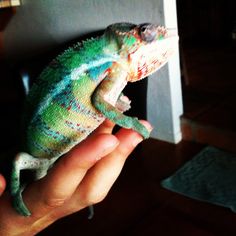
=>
[10,22,178,216]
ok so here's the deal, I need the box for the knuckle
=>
[43,197,66,209]
[116,144,134,158]
[60,154,85,171]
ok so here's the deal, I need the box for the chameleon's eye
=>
[139,23,156,43]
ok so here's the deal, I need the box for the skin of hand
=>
[0,174,6,196]
[0,119,152,236]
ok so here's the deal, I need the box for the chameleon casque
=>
[11,22,178,216]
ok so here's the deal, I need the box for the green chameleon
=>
[11,22,178,216]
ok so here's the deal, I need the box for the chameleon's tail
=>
[88,205,94,220]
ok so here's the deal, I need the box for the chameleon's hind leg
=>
[11,152,55,216]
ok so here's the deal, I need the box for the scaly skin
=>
[11,22,178,216]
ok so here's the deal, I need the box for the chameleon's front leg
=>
[92,64,150,139]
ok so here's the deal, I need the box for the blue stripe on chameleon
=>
[31,117,73,145]
[65,120,93,134]
[53,84,104,122]
[88,61,112,80]
[30,55,116,125]
[70,55,118,81]
[30,73,72,124]
[30,139,61,157]
[31,56,116,123]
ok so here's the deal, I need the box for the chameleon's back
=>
[24,36,115,159]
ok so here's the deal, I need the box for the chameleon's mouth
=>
[135,34,178,80]
[127,26,178,82]
[165,28,178,39]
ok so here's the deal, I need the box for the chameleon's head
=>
[106,22,178,81]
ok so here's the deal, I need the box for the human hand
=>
[0,119,152,236]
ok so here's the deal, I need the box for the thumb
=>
[0,174,6,196]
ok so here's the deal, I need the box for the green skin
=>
[11,22,177,216]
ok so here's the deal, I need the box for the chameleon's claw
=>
[116,94,131,112]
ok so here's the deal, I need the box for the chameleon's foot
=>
[93,89,151,139]
[12,186,31,216]
[129,117,150,139]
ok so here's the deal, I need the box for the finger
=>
[56,121,152,215]
[0,174,6,196]
[23,133,119,217]
[93,119,115,135]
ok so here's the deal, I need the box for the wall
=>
[147,0,182,143]
[4,0,164,61]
